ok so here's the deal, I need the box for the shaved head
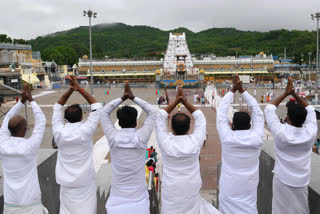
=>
[171,113,191,135]
[8,115,27,137]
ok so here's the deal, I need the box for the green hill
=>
[3,23,318,65]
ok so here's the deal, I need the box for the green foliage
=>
[0,34,13,43]
[0,35,27,44]
[13,39,27,44]
[4,23,320,65]
[41,46,78,65]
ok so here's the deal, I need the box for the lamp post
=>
[308,52,312,82]
[83,9,97,95]
[311,12,320,95]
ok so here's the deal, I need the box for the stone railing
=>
[0,150,59,213]
[258,141,320,214]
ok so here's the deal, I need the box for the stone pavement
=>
[199,107,221,190]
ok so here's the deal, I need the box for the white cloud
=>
[0,0,319,40]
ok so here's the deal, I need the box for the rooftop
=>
[0,43,32,51]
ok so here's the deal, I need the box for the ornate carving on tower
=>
[163,32,193,76]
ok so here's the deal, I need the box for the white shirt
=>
[264,104,317,187]
[100,97,157,200]
[52,102,102,187]
[0,101,46,205]
[156,109,206,199]
[217,91,264,195]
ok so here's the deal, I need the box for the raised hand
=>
[231,74,244,93]
[21,84,28,104]
[285,76,294,96]
[124,81,135,100]
[178,87,186,104]
[70,75,82,92]
[24,83,33,102]
[176,87,181,101]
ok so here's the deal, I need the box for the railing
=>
[147,170,160,214]
[87,71,156,75]
[52,82,112,89]
[204,68,268,73]
[112,82,155,88]
[148,171,154,191]
[52,82,156,89]
[216,161,222,209]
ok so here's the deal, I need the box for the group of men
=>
[217,74,317,214]
[0,75,220,214]
[0,73,317,214]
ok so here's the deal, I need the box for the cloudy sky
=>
[1,0,320,40]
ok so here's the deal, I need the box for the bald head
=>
[8,116,27,137]
[171,113,191,135]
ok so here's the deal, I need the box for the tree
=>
[13,39,26,44]
[24,23,318,60]
[0,34,12,43]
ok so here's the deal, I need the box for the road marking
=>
[2,90,57,106]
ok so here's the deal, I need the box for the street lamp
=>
[311,12,320,95]
[83,9,97,95]
[308,52,312,82]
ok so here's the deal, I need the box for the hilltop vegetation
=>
[1,23,318,65]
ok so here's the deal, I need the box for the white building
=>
[163,33,194,77]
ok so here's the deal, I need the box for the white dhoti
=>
[162,192,221,214]
[219,190,257,214]
[60,182,97,214]
[106,190,150,214]
[272,176,308,214]
[4,195,48,214]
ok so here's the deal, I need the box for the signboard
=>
[11,79,18,83]
[0,43,32,50]
[239,75,250,84]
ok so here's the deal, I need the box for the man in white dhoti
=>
[0,84,48,214]
[217,74,264,214]
[52,76,102,214]
[100,82,157,214]
[156,88,220,214]
[264,76,317,214]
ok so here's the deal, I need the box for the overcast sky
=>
[1,0,320,40]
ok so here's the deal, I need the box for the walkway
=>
[199,107,221,190]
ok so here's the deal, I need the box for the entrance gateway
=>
[160,33,200,88]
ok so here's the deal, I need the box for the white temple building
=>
[163,33,194,77]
